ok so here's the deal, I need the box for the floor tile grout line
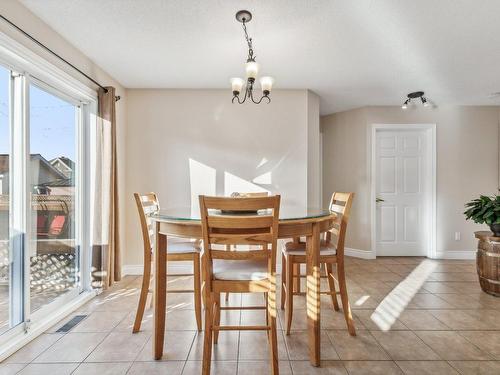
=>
[20,329,67,365]
[370,328,442,362]
[68,328,115,365]
[454,330,496,360]
[178,330,197,374]
[13,362,28,375]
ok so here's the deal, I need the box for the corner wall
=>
[321,105,500,258]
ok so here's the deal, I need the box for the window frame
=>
[0,30,98,354]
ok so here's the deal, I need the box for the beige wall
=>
[322,106,500,256]
[0,0,128,262]
[125,89,319,266]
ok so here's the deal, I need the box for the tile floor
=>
[1,257,500,374]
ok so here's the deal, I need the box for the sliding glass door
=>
[0,57,91,344]
[29,83,81,313]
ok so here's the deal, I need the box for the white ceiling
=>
[19,0,500,114]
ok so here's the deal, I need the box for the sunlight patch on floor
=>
[355,295,370,306]
[371,259,436,331]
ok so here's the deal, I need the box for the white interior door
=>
[375,129,428,256]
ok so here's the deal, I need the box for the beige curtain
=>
[92,86,120,288]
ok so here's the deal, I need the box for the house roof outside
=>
[50,156,75,171]
[0,154,68,180]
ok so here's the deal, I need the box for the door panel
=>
[403,205,419,242]
[403,157,420,193]
[376,129,427,256]
[379,157,396,193]
[379,205,397,242]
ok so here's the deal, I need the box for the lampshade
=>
[230,77,245,93]
[259,76,274,92]
[245,61,259,79]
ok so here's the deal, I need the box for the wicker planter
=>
[475,231,500,297]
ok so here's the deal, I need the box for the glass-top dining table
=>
[150,204,339,367]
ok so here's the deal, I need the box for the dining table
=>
[150,204,338,367]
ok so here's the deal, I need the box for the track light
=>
[401,91,430,109]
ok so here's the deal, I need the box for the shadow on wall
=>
[188,158,272,214]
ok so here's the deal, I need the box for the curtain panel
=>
[92,86,120,288]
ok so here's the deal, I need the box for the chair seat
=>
[282,240,337,256]
[213,259,268,281]
[167,238,201,254]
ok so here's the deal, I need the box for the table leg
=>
[153,223,167,360]
[306,222,321,366]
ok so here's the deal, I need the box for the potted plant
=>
[464,195,500,236]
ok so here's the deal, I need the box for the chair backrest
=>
[326,192,354,254]
[134,192,160,256]
[233,192,269,198]
[199,195,280,285]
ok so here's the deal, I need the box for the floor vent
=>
[56,315,88,333]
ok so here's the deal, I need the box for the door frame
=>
[370,124,437,258]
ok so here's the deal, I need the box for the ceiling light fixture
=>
[231,10,274,104]
[401,91,430,110]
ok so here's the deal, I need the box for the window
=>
[0,34,96,350]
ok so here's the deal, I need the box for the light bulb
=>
[402,101,408,110]
[245,61,259,79]
[230,77,245,94]
[259,76,274,93]
[422,97,430,107]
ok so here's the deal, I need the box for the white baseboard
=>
[434,250,476,260]
[345,247,376,259]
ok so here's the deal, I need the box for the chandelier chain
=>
[242,20,255,61]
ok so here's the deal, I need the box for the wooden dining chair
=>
[132,192,202,333]
[280,192,356,336]
[199,195,281,375]
[224,191,269,301]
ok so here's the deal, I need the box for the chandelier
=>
[231,10,274,104]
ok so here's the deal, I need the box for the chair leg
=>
[193,254,202,331]
[326,263,340,311]
[224,244,231,302]
[267,277,279,375]
[293,262,300,293]
[148,272,155,309]
[202,294,214,375]
[264,292,269,327]
[133,260,151,333]
[338,258,356,336]
[285,255,294,335]
[280,252,286,310]
[213,293,221,344]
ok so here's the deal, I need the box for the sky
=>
[0,64,76,162]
